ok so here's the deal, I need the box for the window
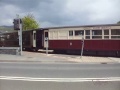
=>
[111,29,120,39]
[92,30,102,39]
[92,36,102,39]
[69,31,73,36]
[104,36,109,39]
[111,36,120,39]
[92,30,102,35]
[75,30,84,36]
[45,32,48,37]
[34,33,36,40]
[85,30,90,35]
[85,30,90,39]
[86,36,90,39]
[104,30,109,35]
[111,29,120,35]
[103,29,109,39]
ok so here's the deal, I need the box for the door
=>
[33,30,36,47]
[44,31,48,48]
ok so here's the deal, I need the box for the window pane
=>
[104,30,109,35]
[111,29,120,35]
[45,32,48,37]
[85,30,90,35]
[111,36,120,39]
[75,30,84,36]
[92,36,102,39]
[34,33,36,40]
[92,30,102,35]
[69,31,73,36]
[86,36,90,39]
[104,36,109,39]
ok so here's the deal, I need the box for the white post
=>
[18,18,22,56]
[46,37,48,55]
[81,35,84,59]
[20,19,22,56]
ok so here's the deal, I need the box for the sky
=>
[0,0,120,27]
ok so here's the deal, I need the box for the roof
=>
[41,24,120,30]
[22,28,42,32]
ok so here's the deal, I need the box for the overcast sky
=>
[0,0,120,27]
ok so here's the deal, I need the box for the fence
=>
[0,32,19,55]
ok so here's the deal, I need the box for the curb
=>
[0,60,118,64]
[0,53,119,64]
[108,57,120,63]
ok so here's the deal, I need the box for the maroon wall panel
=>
[84,40,120,51]
[49,40,120,51]
[49,40,69,49]
[68,40,82,49]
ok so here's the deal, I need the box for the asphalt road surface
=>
[0,80,119,90]
[0,62,120,90]
[0,62,120,78]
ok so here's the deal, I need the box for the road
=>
[0,62,120,78]
[0,62,120,90]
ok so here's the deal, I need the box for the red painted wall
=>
[49,40,120,51]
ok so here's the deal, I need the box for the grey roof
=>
[41,24,120,30]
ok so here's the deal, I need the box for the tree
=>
[117,21,120,24]
[22,14,39,30]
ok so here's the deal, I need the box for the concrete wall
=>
[0,47,20,55]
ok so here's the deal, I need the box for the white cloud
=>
[88,0,119,21]
[0,0,120,27]
[41,21,59,28]
[0,4,21,25]
[66,0,91,14]
[65,0,120,24]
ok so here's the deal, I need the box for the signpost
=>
[45,37,48,55]
[19,19,22,55]
[13,18,22,55]
[81,34,84,59]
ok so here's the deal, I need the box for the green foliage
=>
[22,14,39,30]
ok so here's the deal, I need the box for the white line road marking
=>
[0,76,120,82]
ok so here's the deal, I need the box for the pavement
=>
[0,51,119,63]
